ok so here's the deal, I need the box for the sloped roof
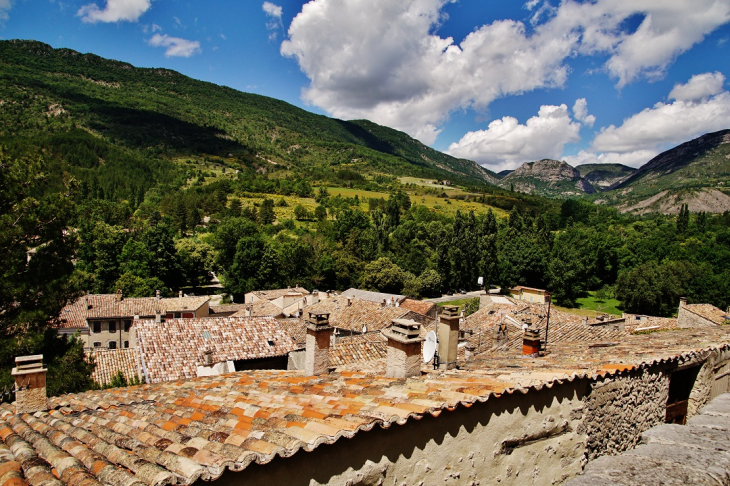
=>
[229,301,285,318]
[135,317,299,383]
[399,299,436,316]
[87,348,142,386]
[276,318,306,347]
[2,327,729,486]
[684,304,729,325]
[341,288,406,304]
[58,294,210,329]
[330,333,388,367]
[249,287,309,301]
[304,296,408,332]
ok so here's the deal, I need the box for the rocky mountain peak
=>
[508,159,580,181]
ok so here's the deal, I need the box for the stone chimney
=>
[203,348,213,366]
[155,310,162,323]
[381,298,386,307]
[179,290,183,298]
[680,297,687,308]
[383,319,424,378]
[116,289,123,302]
[155,289,161,300]
[305,311,332,375]
[12,355,47,414]
[523,328,541,357]
[438,306,460,370]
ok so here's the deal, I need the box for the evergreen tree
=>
[677,204,689,233]
[258,198,275,225]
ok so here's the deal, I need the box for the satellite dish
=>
[423,331,437,363]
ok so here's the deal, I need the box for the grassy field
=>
[575,292,623,316]
[326,187,509,217]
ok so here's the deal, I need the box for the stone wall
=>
[581,365,670,460]
[678,306,715,329]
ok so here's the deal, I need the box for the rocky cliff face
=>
[576,163,636,189]
[500,159,596,197]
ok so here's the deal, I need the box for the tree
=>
[360,257,411,294]
[677,204,689,234]
[314,205,327,221]
[176,238,217,287]
[258,198,275,225]
[294,204,310,221]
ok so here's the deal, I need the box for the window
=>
[123,341,129,348]
[108,341,117,350]
[174,312,182,319]
[124,320,132,332]
[92,322,101,333]
[93,341,102,348]
[108,321,117,333]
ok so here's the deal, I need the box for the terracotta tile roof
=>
[341,288,406,305]
[135,317,299,383]
[329,334,388,367]
[276,318,306,347]
[684,304,730,325]
[623,314,679,332]
[1,327,730,486]
[209,304,250,316]
[229,301,286,318]
[304,297,409,333]
[250,287,309,301]
[87,348,142,386]
[57,294,210,329]
[399,299,436,316]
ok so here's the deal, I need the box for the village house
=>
[4,301,730,486]
[56,291,210,350]
[509,285,551,303]
[678,297,730,328]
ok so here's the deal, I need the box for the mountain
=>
[576,163,636,189]
[597,130,730,214]
[0,39,499,196]
[500,159,596,197]
[497,169,514,178]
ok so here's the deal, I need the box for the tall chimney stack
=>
[438,306,460,370]
[305,311,332,375]
[523,328,541,357]
[12,355,47,414]
[383,319,424,378]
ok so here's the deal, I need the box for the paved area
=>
[425,290,485,303]
[567,393,730,485]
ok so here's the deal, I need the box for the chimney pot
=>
[12,355,47,414]
[384,319,424,378]
[305,311,332,375]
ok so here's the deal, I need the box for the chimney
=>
[680,297,687,308]
[155,310,162,323]
[311,291,320,305]
[383,319,424,378]
[523,328,541,357]
[381,298,386,307]
[438,306,460,370]
[12,355,47,414]
[347,296,352,306]
[246,304,252,317]
[305,312,332,375]
[116,289,123,302]
[155,290,161,300]
[203,349,213,366]
[179,290,183,298]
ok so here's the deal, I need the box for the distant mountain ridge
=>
[576,163,636,189]
[0,39,498,187]
[499,159,596,197]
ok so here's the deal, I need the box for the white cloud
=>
[263,2,283,41]
[593,91,730,153]
[572,98,595,127]
[669,71,726,101]
[147,33,201,58]
[563,149,659,169]
[280,0,730,145]
[77,0,150,23]
[0,0,12,21]
[263,1,282,18]
[446,104,581,171]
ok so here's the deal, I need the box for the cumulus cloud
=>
[592,93,730,153]
[263,2,283,41]
[572,98,595,127]
[147,33,201,58]
[77,0,150,23]
[281,0,730,145]
[563,149,659,169]
[669,71,726,101]
[446,104,581,171]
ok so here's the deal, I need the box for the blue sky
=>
[2,0,730,172]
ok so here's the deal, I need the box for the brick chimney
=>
[523,328,541,357]
[438,306,460,370]
[305,311,332,375]
[383,319,424,378]
[12,355,47,414]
